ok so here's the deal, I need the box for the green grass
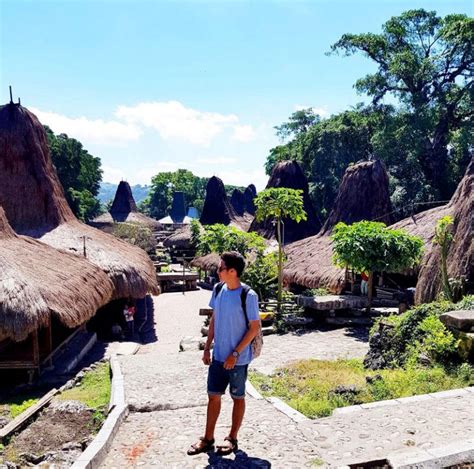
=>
[0,392,42,420]
[59,362,111,409]
[249,359,473,419]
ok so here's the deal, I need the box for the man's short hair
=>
[221,251,246,277]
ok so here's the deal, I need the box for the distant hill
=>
[98,182,151,204]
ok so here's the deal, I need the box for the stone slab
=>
[439,310,474,332]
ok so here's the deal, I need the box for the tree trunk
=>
[366,271,374,314]
[277,217,283,314]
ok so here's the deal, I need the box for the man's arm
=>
[223,320,259,370]
[202,313,214,365]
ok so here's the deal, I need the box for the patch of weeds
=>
[256,358,472,419]
[310,457,325,466]
[59,362,111,409]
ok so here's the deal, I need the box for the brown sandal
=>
[216,436,238,455]
[187,437,215,456]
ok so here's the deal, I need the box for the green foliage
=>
[433,215,455,301]
[254,188,307,224]
[330,10,474,201]
[274,108,320,141]
[242,252,278,301]
[112,223,156,253]
[250,358,472,419]
[59,362,111,410]
[302,287,330,297]
[369,296,474,368]
[45,126,103,221]
[195,223,266,258]
[332,221,424,273]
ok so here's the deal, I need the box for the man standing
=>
[188,251,260,456]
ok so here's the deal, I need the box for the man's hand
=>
[223,354,237,370]
[202,349,211,366]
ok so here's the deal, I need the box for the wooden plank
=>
[199,308,213,316]
[0,361,37,369]
[0,388,58,441]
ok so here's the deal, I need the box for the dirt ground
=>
[2,400,99,467]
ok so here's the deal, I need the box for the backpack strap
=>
[214,281,225,298]
[240,284,251,327]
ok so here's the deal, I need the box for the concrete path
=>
[101,289,474,468]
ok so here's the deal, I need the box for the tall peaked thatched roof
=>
[244,184,257,215]
[283,159,393,291]
[230,189,245,216]
[200,176,237,226]
[414,159,473,304]
[249,160,320,243]
[0,207,114,342]
[320,159,393,235]
[0,103,158,299]
[91,181,160,229]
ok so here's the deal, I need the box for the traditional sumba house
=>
[249,160,321,243]
[91,180,161,231]
[390,160,472,304]
[0,102,158,300]
[0,206,113,373]
[200,176,238,226]
[230,189,245,216]
[159,191,193,227]
[243,184,257,215]
[283,159,393,292]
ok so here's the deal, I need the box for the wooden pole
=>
[45,318,53,367]
[367,271,374,314]
[32,330,40,371]
[9,86,13,104]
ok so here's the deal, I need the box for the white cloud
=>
[231,124,256,143]
[30,107,142,144]
[115,100,240,146]
[294,104,330,118]
[197,157,238,165]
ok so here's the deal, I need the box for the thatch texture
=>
[414,160,473,304]
[230,189,245,216]
[0,103,158,299]
[0,207,113,342]
[163,225,193,249]
[243,184,257,215]
[283,160,394,292]
[320,159,393,235]
[190,253,221,271]
[249,161,320,243]
[91,181,160,229]
[200,176,237,226]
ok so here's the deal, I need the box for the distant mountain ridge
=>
[98,182,150,204]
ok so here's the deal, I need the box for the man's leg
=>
[229,397,245,439]
[204,394,222,440]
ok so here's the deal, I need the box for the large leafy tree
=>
[255,188,307,312]
[45,126,103,221]
[332,221,424,311]
[331,9,473,200]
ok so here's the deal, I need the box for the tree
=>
[433,215,455,301]
[45,126,103,221]
[254,188,307,312]
[332,221,424,311]
[331,9,474,200]
[274,108,320,141]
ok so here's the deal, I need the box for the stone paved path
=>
[101,289,474,468]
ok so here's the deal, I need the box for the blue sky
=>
[1,0,472,189]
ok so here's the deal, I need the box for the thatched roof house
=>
[190,252,221,271]
[200,176,237,226]
[159,191,193,225]
[0,207,113,342]
[0,103,158,299]
[163,225,193,249]
[243,184,257,215]
[414,160,473,304]
[283,160,393,292]
[249,160,321,243]
[91,181,161,230]
[230,189,245,216]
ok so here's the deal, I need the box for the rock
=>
[62,441,81,451]
[439,310,474,332]
[332,385,360,395]
[0,416,11,429]
[365,374,382,385]
[179,336,203,352]
[19,452,44,464]
[418,352,432,366]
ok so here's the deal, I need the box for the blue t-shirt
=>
[209,283,259,365]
